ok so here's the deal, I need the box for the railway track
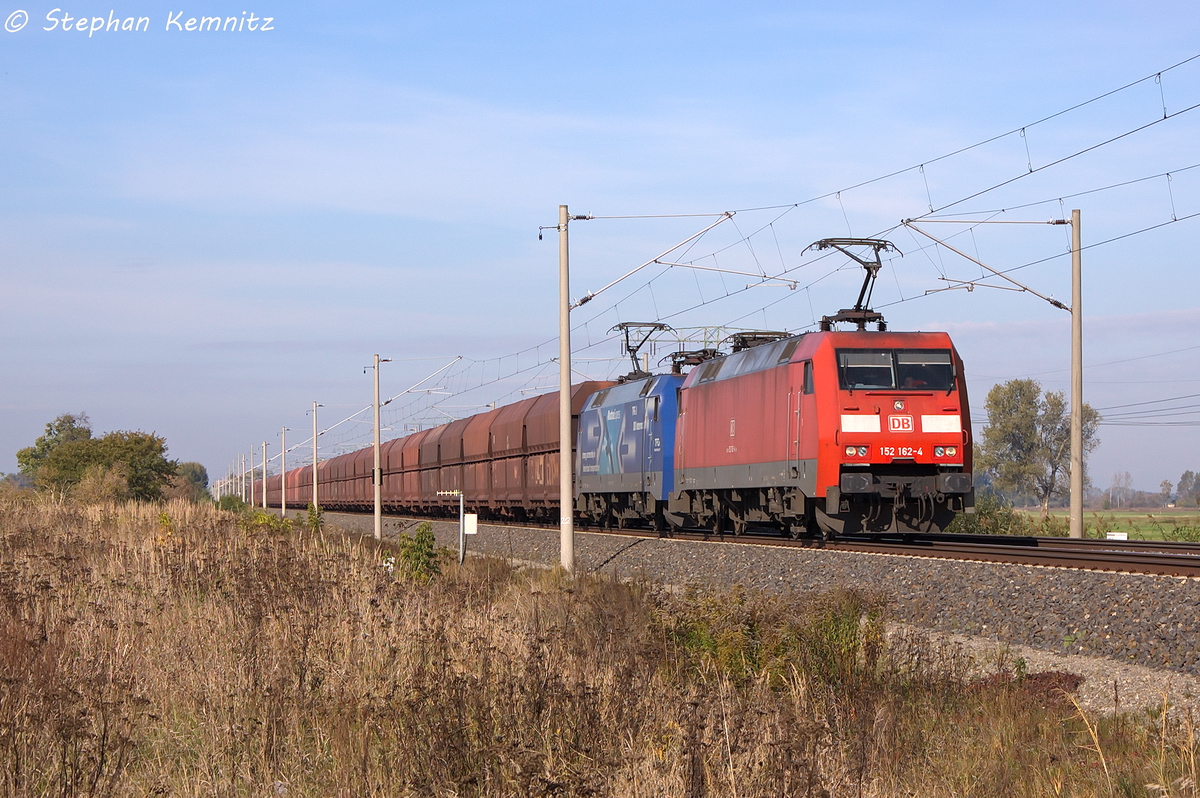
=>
[314,508,1200,579]
[819,535,1200,578]
[611,526,1200,578]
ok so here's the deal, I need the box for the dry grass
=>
[1,494,1198,797]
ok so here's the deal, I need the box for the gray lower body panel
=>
[677,459,817,497]
[579,472,645,493]
[579,470,668,501]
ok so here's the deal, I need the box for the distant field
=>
[1036,508,1200,539]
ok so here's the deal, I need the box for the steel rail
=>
[818,539,1200,578]
[633,528,1200,577]
[835,531,1200,555]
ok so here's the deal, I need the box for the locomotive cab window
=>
[896,350,954,391]
[802,361,814,395]
[837,350,894,390]
[837,349,955,391]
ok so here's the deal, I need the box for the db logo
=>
[888,415,914,432]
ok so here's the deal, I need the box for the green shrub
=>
[946,492,1034,535]
[797,590,885,684]
[395,521,441,583]
[1162,524,1200,542]
[661,586,885,685]
[1027,512,1069,537]
[217,494,247,512]
[305,502,324,532]
[238,509,294,534]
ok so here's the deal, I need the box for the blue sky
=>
[2,1,1199,494]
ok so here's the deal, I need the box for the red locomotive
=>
[669,327,973,536]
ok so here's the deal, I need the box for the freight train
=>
[256,238,975,536]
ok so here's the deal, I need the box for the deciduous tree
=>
[977,379,1100,517]
[1179,470,1196,506]
[18,415,178,501]
[15,413,91,477]
[165,461,210,502]
[90,431,177,501]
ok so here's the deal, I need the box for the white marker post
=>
[438,489,465,564]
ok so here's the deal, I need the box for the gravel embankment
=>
[305,511,1200,713]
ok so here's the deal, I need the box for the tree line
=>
[10,413,208,502]
[1165,470,1199,506]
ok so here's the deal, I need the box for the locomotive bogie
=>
[577,491,662,529]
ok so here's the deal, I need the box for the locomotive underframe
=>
[666,485,810,535]
[657,463,972,536]
[578,491,665,530]
[577,487,805,535]
[825,464,974,534]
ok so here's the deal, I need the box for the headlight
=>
[845,445,857,457]
[946,446,957,457]
[934,446,945,457]
[857,446,868,456]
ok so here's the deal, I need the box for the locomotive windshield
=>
[837,349,954,391]
[838,350,893,389]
